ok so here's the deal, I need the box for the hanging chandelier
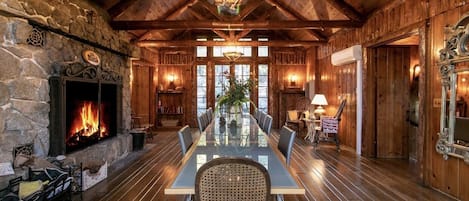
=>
[214,0,242,16]
[223,46,243,61]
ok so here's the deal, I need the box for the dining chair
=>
[278,126,296,166]
[197,113,206,133]
[195,157,271,201]
[254,108,260,122]
[258,111,267,129]
[206,107,213,123]
[263,115,273,135]
[178,125,193,156]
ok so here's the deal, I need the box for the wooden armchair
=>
[314,99,347,151]
[284,97,311,136]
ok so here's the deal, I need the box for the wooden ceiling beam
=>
[165,0,199,20]
[233,0,264,21]
[137,0,199,41]
[213,30,230,40]
[137,40,326,47]
[326,0,365,22]
[108,0,139,19]
[263,0,329,41]
[112,20,362,30]
[198,0,228,21]
[234,6,276,41]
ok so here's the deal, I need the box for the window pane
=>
[234,64,250,113]
[258,64,268,112]
[197,46,207,57]
[215,65,230,99]
[259,98,267,109]
[258,76,268,86]
[259,87,267,97]
[258,46,268,57]
[197,65,207,113]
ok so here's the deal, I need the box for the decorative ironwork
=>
[52,61,121,84]
[439,64,453,88]
[13,143,34,159]
[437,13,469,164]
[101,68,123,82]
[26,26,45,47]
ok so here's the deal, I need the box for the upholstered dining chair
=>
[278,126,296,166]
[195,157,271,201]
[178,125,193,156]
[254,108,260,122]
[263,115,273,135]
[206,107,213,123]
[197,113,206,133]
[258,111,267,129]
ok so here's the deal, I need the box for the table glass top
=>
[168,115,302,194]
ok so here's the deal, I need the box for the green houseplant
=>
[216,74,255,125]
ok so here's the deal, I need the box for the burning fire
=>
[69,101,107,140]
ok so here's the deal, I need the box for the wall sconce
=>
[168,74,176,90]
[289,74,297,87]
[412,64,421,80]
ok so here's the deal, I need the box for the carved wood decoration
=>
[437,13,469,164]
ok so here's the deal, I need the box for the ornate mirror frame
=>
[437,13,469,164]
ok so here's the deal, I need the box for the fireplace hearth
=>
[49,62,122,156]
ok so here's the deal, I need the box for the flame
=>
[69,101,107,139]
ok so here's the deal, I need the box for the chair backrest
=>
[321,117,339,134]
[202,113,209,128]
[207,107,213,123]
[195,157,271,201]
[197,114,205,133]
[263,115,273,135]
[254,108,260,122]
[178,125,193,156]
[258,111,267,129]
[334,99,347,121]
[278,126,296,166]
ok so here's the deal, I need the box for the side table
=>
[303,118,321,143]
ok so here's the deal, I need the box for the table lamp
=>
[311,94,328,116]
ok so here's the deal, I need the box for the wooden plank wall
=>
[374,47,410,159]
[131,61,154,126]
[316,0,469,199]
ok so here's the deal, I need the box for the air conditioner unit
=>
[331,45,362,66]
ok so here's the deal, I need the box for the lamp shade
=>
[311,94,328,106]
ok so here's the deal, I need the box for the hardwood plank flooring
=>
[78,129,455,201]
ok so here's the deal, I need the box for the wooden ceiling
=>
[90,0,389,48]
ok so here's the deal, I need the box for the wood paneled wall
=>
[317,0,469,199]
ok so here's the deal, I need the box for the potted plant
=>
[216,73,255,126]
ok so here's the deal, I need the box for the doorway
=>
[369,35,420,160]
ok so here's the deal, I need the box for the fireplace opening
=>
[65,82,117,153]
[49,62,122,156]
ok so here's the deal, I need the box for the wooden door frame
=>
[361,22,427,183]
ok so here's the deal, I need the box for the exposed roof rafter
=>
[326,0,365,22]
[263,0,330,41]
[108,0,139,19]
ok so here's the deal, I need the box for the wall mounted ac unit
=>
[331,45,362,66]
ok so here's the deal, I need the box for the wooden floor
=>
[79,129,455,201]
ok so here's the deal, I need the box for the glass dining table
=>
[165,114,305,196]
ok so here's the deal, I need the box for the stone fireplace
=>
[49,62,122,156]
[0,0,137,169]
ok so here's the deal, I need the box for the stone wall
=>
[0,0,138,164]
